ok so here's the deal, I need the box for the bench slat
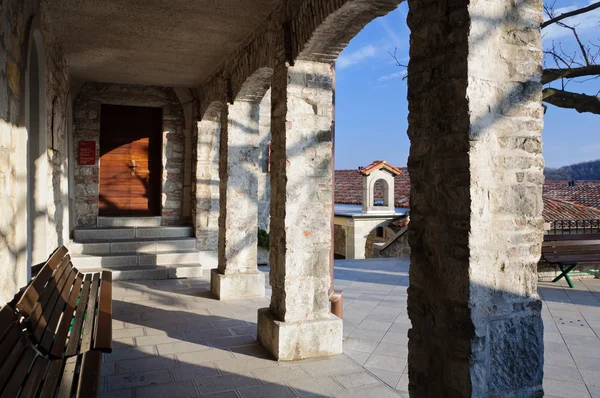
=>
[1,346,36,398]
[80,274,101,353]
[56,356,78,398]
[19,355,50,398]
[65,274,93,357]
[94,271,112,352]
[0,336,27,394]
[40,270,77,354]
[0,324,21,372]
[49,275,84,358]
[39,360,63,398]
[34,267,75,343]
[16,246,69,316]
[76,351,102,398]
[29,256,71,340]
[0,306,17,340]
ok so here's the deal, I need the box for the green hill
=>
[545,160,600,180]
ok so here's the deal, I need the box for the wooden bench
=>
[0,246,112,397]
[542,234,600,288]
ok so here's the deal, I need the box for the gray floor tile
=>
[366,368,402,389]
[343,338,379,353]
[334,371,383,389]
[364,354,406,373]
[543,379,591,398]
[135,381,198,397]
[238,384,297,398]
[195,372,260,395]
[344,350,371,366]
[289,377,345,397]
[172,364,220,381]
[106,369,172,390]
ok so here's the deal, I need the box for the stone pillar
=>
[210,101,265,300]
[406,0,544,396]
[257,60,342,361]
[196,111,221,252]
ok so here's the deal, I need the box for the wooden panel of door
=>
[99,105,162,216]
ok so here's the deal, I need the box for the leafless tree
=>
[391,1,600,114]
[543,1,600,114]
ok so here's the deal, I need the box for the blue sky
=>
[335,1,600,170]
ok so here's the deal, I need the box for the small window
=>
[376,227,384,238]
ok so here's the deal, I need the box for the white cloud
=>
[337,45,378,68]
[378,70,407,82]
[543,1,600,40]
[379,19,404,49]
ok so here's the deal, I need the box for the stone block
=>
[210,268,265,300]
[256,308,343,361]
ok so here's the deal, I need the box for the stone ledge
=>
[257,308,343,361]
[210,269,265,300]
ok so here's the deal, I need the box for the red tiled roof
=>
[335,171,600,222]
[335,168,410,208]
[542,196,600,221]
[359,160,402,176]
[543,180,600,209]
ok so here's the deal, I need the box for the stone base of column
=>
[210,269,265,300]
[257,308,343,361]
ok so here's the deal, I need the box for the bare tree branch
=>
[389,47,407,68]
[543,88,600,114]
[543,65,600,84]
[542,1,600,29]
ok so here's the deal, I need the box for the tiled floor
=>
[101,258,600,397]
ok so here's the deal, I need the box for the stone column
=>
[257,60,342,361]
[406,0,544,396]
[210,101,265,300]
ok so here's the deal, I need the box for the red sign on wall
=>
[78,141,96,165]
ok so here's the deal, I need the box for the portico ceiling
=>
[42,0,281,87]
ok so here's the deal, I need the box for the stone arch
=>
[195,101,224,250]
[233,68,274,104]
[16,16,49,281]
[365,224,395,258]
[291,0,403,62]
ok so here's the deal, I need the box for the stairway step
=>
[70,238,196,255]
[70,250,201,268]
[74,226,193,241]
[97,217,162,227]
[76,265,203,281]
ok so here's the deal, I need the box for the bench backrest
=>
[14,245,112,358]
[543,234,600,259]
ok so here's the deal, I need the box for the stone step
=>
[97,216,162,228]
[70,250,202,268]
[76,264,204,281]
[74,226,193,241]
[70,238,197,255]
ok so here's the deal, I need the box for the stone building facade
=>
[0,0,71,303]
[73,83,191,227]
[0,0,546,395]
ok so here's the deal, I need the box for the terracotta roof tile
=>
[542,196,600,221]
[335,168,410,208]
[543,180,600,209]
[358,160,403,176]
[335,172,600,222]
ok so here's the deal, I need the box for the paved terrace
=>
[101,259,600,397]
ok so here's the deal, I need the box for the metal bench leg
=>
[552,264,577,288]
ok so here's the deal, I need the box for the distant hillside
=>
[545,160,600,180]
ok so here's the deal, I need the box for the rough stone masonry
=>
[406,0,545,396]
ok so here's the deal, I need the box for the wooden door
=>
[99,105,162,216]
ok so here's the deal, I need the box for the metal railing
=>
[548,219,600,234]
